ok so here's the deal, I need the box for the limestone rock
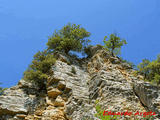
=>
[1,47,160,119]
[47,88,62,98]
[0,81,41,119]
[134,82,160,117]
[0,88,28,116]
[42,106,65,120]
[54,96,65,107]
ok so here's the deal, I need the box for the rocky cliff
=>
[1,46,160,120]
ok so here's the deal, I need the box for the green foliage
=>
[137,55,160,85]
[23,70,48,89]
[23,50,56,89]
[137,59,150,79]
[95,99,100,105]
[47,23,91,54]
[71,66,76,74]
[152,74,160,85]
[30,50,56,74]
[142,115,155,120]
[94,100,119,120]
[103,33,127,56]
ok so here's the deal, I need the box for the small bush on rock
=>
[94,103,119,120]
[23,50,56,90]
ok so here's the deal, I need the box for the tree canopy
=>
[103,33,127,56]
[22,23,160,89]
[137,59,150,79]
[137,55,160,85]
[47,23,91,54]
[23,23,91,90]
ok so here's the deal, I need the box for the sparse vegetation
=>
[142,115,155,120]
[94,100,119,120]
[23,23,91,90]
[21,23,160,93]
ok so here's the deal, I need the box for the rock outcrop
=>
[1,45,160,120]
[0,80,39,119]
[134,82,160,118]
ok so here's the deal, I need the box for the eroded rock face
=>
[134,82,160,117]
[0,80,38,120]
[1,45,160,119]
[86,49,146,119]
[0,87,28,115]
[49,60,93,120]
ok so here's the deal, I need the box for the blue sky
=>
[0,0,160,88]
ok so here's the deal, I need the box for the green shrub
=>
[23,70,48,89]
[23,50,56,90]
[94,101,119,120]
[29,50,56,73]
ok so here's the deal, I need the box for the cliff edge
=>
[1,45,160,120]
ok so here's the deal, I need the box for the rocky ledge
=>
[1,45,160,120]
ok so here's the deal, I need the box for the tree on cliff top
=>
[103,33,127,56]
[47,23,91,54]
